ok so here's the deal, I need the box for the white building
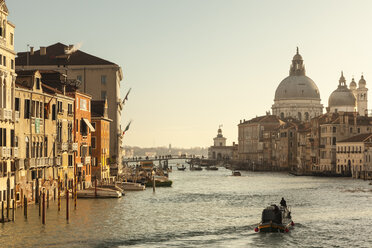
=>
[350,75,368,116]
[208,128,236,160]
[272,48,323,121]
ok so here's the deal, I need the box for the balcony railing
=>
[15,159,24,170]
[4,109,12,121]
[57,142,69,152]
[13,111,20,122]
[0,147,10,158]
[69,142,78,151]
[84,156,91,165]
[53,157,62,166]
[11,147,18,158]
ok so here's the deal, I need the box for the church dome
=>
[359,75,366,87]
[349,78,357,90]
[274,48,320,101]
[274,75,320,100]
[328,72,356,108]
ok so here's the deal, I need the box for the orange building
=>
[91,99,112,182]
[67,91,94,189]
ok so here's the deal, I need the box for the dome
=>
[293,53,303,61]
[350,78,357,89]
[328,88,356,107]
[359,75,366,87]
[328,73,356,108]
[274,75,321,100]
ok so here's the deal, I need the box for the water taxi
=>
[255,205,294,233]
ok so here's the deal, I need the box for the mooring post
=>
[95,178,97,198]
[74,177,77,209]
[39,190,41,217]
[66,188,69,221]
[152,171,156,193]
[6,177,10,220]
[58,177,61,212]
[24,195,27,219]
[42,190,46,225]
[54,186,56,201]
[12,200,15,222]
[1,201,4,223]
[47,190,49,209]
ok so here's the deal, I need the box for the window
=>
[24,99,30,119]
[80,119,88,136]
[68,122,73,142]
[10,130,14,147]
[57,101,63,113]
[0,54,2,65]
[68,103,73,115]
[68,155,73,167]
[80,99,87,111]
[36,78,40,89]
[10,33,13,46]
[52,104,56,120]
[91,137,96,149]
[11,59,14,70]
[76,119,79,133]
[101,75,107,85]
[15,98,20,111]
[3,56,6,67]
[25,137,30,158]
[101,91,107,99]
[44,137,48,157]
[57,121,62,142]
[91,122,96,130]
[77,75,82,83]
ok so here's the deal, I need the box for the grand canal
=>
[1,165,372,247]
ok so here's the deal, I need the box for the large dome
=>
[274,75,321,100]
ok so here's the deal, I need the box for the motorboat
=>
[190,166,203,171]
[232,171,241,176]
[121,182,146,191]
[206,166,218,171]
[255,205,294,233]
[77,188,122,198]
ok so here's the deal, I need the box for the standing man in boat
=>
[280,197,287,207]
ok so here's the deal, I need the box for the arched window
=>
[305,112,309,121]
[332,137,336,146]
[280,112,284,119]
[298,112,302,121]
[2,78,5,108]
[2,20,6,38]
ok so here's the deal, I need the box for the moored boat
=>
[77,188,122,198]
[255,205,294,233]
[121,182,146,191]
[206,166,218,171]
[177,164,186,171]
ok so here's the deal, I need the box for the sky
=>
[7,0,372,148]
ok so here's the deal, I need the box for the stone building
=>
[238,115,284,165]
[207,127,236,160]
[0,1,16,209]
[91,99,112,181]
[336,133,372,179]
[272,48,323,121]
[16,43,124,174]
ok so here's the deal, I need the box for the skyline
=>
[8,0,372,148]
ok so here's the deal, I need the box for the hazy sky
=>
[8,0,372,148]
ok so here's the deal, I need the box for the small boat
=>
[206,166,218,171]
[77,188,122,198]
[255,205,294,233]
[190,166,203,171]
[177,164,186,171]
[232,171,241,176]
[145,179,173,187]
[121,182,146,191]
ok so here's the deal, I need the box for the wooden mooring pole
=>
[66,188,69,221]
[74,177,77,209]
[24,195,27,219]
[58,177,61,212]
[47,190,49,209]
[12,200,15,222]
[42,190,46,225]
[152,175,156,193]
[39,190,41,217]
[95,178,97,198]
[1,201,4,223]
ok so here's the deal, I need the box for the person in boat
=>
[280,197,287,207]
[273,205,282,224]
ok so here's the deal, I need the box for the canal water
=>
[1,165,372,247]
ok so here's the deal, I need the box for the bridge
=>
[123,155,200,164]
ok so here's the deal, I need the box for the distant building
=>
[208,128,237,160]
[336,133,372,179]
[272,48,323,121]
[16,43,124,174]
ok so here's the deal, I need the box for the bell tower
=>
[356,75,368,116]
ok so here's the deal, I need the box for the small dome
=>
[359,75,366,86]
[293,53,303,61]
[350,78,357,89]
[328,74,356,108]
[275,75,320,100]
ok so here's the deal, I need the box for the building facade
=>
[16,43,124,174]
[91,99,112,181]
[0,2,16,209]
[208,128,236,160]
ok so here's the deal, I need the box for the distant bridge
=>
[122,155,202,164]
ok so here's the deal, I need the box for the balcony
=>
[57,142,69,152]
[13,111,20,122]
[84,156,91,165]
[11,147,18,158]
[4,109,12,121]
[69,142,78,151]
[0,147,10,158]
[53,157,62,166]
[25,158,36,169]
[15,159,24,170]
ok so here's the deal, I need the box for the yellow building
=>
[0,1,16,209]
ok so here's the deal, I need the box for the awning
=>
[83,118,95,132]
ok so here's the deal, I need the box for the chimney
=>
[62,84,66,95]
[30,46,34,55]
[69,44,74,50]
[40,46,47,56]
